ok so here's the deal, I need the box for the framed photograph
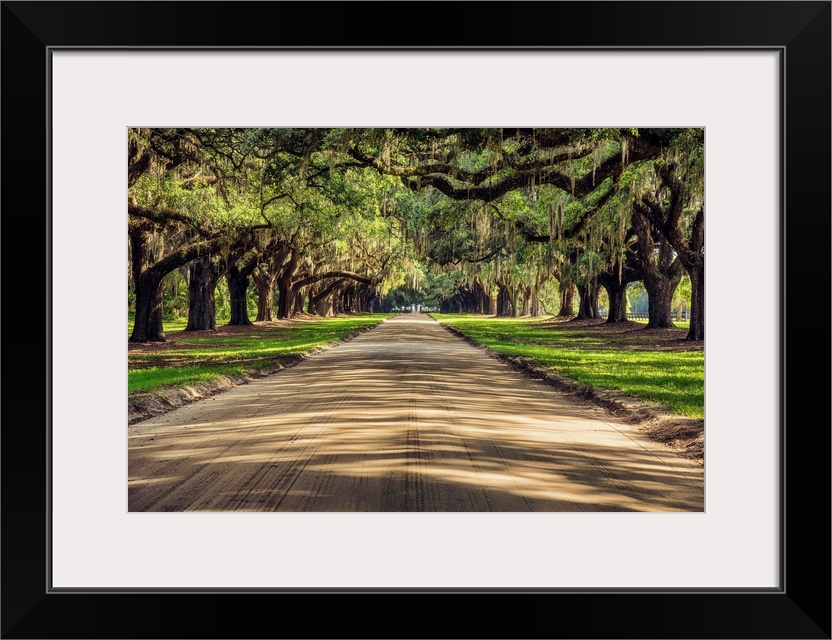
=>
[3,2,829,638]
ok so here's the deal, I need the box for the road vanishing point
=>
[128,313,704,512]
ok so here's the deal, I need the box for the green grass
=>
[631,318,690,329]
[128,362,271,394]
[432,314,703,419]
[128,314,393,395]
[128,318,188,337]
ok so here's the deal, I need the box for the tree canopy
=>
[128,127,704,342]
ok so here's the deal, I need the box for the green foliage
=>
[434,314,703,418]
[129,127,704,337]
[674,275,692,307]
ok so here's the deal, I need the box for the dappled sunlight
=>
[129,314,703,513]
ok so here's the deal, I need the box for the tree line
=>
[128,128,704,342]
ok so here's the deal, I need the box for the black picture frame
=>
[2,2,829,638]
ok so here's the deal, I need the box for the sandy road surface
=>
[129,313,703,512]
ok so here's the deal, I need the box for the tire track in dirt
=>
[129,379,363,511]
[129,313,704,512]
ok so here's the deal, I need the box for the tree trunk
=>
[309,280,344,316]
[634,168,704,340]
[342,287,355,313]
[644,279,677,328]
[495,283,516,317]
[275,253,299,319]
[251,244,292,322]
[307,284,320,315]
[293,286,307,315]
[471,278,492,314]
[558,283,575,316]
[607,285,628,323]
[356,289,369,313]
[687,266,704,340]
[130,275,166,342]
[632,208,683,329]
[276,274,294,319]
[129,227,166,343]
[479,289,493,314]
[520,284,532,316]
[576,282,600,320]
[529,284,542,317]
[226,266,252,326]
[313,293,336,316]
[252,269,276,321]
[598,275,629,323]
[185,256,219,331]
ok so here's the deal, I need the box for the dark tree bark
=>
[636,164,704,341]
[290,270,373,317]
[309,280,346,316]
[495,281,516,317]
[129,221,235,342]
[679,207,705,341]
[309,280,344,316]
[341,286,356,314]
[687,265,704,340]
[227,265,252,326]
[600,276,629,323]
[471,277,493,314]
[250,244,291,322]
[128,203,258,342]
[318,296,335,316]
[276,274,294,319]
[293,286,307,315]
[291,270,373,292]
[276,252,299,319]
[186,243,252,331]
[554,255,578,317]
[632,208,684,329]
[520,284,532,316]
[252,269,276,321]
[576,281,600,320]
[333,289,346,315]
[131,274,166,343]
[597,247,641,324]
[645,278,677,328]
[351,130,665,204]
[225,250,266,326]
[129,226,166,343]
[185,256,220,331]
[528,270,549,317]
[528,286,542,317]
[558,283,575,317]
[459,286,477,313]
[356,287,373,313]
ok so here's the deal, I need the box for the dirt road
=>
[129,313,703,512]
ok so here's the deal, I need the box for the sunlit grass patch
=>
[433,314,703,419]
[128,361,275,394]
[128,314,392,395]
[127,318,188,337]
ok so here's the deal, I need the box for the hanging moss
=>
[592,146,603,186]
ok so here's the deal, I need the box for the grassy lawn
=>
[128,314,393,395]
[128,318,188,337]
[432,314,703,419]
[631,318,690,329]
